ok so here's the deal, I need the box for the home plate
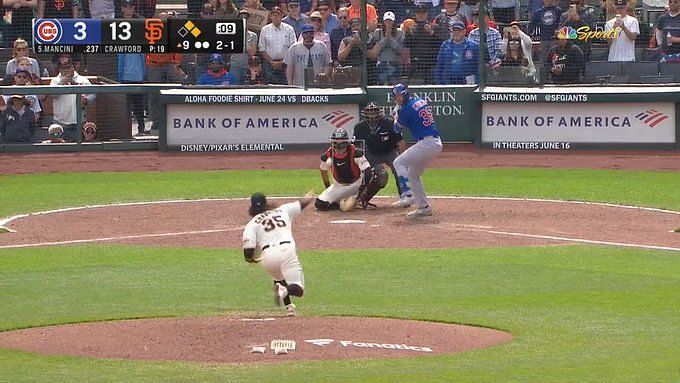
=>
[330,219,366,224]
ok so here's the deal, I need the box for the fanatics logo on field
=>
[304,339,334,346]
[635,109,669,128]
[322,111,354,129]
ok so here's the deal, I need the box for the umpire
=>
[352,102,405,195]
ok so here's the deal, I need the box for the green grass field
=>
[1,168,679,382]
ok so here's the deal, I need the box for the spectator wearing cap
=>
[435,20,479,84]
[5,38,41,78]
[42,124,66,144]
[433,0,469,41]
[0,69,41,123]
[369,11,404,85]
[0,95,35,143]
[467,10,503,67]
[403,4,442,84]
[604,0,639,62]
[49,61,95,142]
[229,9,260,85]
[467,7,498,34]
[545,28,583,83]
[215,0,239,18]
[259,6,298,84]
[348,0,378,32]
[604,0,636,20]
[490,0,520,24]
[197,54,237,85]
[316,0,339,34]
[299,10,332,57]
[284,23,332,86]
[329,6,353,63]
[656,0,680,61]
[82,122,98,142]
[283,0,310,37]
[530,0,563,62]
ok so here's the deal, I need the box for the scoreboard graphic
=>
[33,18,246,54]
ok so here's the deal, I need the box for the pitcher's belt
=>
[262,241,291,251]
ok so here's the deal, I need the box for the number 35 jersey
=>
[395,96,440,141]
[242,201,302,252]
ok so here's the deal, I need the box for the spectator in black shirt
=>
[545,33,584,84]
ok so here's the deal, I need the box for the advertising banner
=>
[482,102,676,148]
[166,103,359,152]
[366,86,479,142]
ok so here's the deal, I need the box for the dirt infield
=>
[1,145,678,364]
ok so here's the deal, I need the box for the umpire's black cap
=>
[249,192,267,216]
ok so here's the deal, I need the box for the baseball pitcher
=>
[242,191,314,317]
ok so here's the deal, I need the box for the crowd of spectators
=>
[1,0,680,143]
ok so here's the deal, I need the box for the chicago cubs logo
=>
[34,19,63,44]
[465,49,473,59]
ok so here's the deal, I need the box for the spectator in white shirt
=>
[258,6,298,84]
[604,0,639,61]
[49,61,95,142]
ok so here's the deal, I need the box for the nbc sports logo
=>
[556,26,577,40]
[304,339,334,346]
[322,111,354,129]
[635,109,669,128]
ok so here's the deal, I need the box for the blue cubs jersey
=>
[396,96,440,141]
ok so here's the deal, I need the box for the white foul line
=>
[488,230,680,252]
[0,228,243,249]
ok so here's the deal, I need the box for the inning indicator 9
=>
[33,18,246,54]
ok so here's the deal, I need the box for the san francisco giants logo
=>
[144,18,164,45]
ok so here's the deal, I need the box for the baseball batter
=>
[390,83,443,217]
[315,128,371,211]
[242,192,314,317]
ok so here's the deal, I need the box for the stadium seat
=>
[622,61,660,83]
[659,62,680,81]
[584,61,623,83]
[639,75,675,84]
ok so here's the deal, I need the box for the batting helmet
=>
[392,83,410,106]
[249,192,267,216]
[330,128,349,153]
[361,102,384,126]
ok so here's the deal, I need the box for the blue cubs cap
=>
[208,53,224,63]
[301,24,314,33]
[450,20,466,30]
[392,83,408,96]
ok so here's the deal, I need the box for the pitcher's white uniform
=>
[242,201,305,287]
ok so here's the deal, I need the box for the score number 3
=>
[109,21,132,40]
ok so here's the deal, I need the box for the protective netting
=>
[1,0,678,144]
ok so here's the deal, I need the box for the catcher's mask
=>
[249,192,267,216]
[361,102,384,128]
[330,128,349,154]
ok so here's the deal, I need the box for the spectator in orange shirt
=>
[347,0,378,31]
[146,11,186,131]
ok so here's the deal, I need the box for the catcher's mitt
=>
[339,195,357,212]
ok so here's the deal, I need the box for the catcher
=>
[242,191,314,317]
[352,102,405,197]
[316,128,386,211]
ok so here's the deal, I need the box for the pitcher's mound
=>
[0,315,511,364]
